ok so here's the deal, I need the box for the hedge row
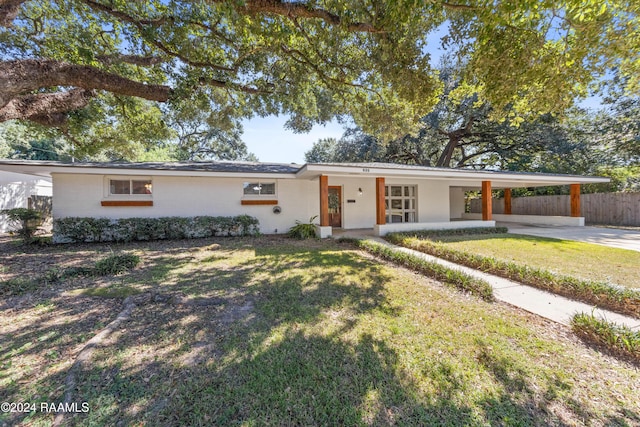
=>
[53,215,260,243]
[571,312,640,364]
[345,238,494,302]
[395,226,509,239]
[387,233,640,319]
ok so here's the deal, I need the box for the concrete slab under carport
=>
[501,223,640,252]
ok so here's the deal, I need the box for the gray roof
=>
[307,162,597,180]
[0,159,607,182]
[0,159,302,174]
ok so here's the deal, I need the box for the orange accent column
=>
[376,177,386,225]
[319,175,329,226]
[570,184,581,217]
[482,180,492,221]
[504,188,512,215]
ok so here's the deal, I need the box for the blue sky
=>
[241,116,345,164]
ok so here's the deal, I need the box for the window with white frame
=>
[385,185,417,223]
[243,182,275,196]
[109,179,153,195]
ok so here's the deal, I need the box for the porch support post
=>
[482,180,492,221]
[570,184,581,217]
[376,177,386,225]
[319,175,329,226]
[504,188,512,215]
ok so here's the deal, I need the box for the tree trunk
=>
[0,59,172,108]
[436,137,459,168]
[0,89,94,125]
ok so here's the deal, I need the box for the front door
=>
[328,186,342,228]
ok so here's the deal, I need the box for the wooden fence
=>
[470,192,640,226]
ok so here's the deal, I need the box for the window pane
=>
[243,182,275,195]
[243,182,261,195]
[132,180,152,194]
[110,180,130,194]
[260,183,275,195]
[384,184,417,224]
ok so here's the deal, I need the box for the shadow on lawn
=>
[3,238,639,426]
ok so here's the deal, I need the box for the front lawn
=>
[1,236,639,426]
[433,233,640,288]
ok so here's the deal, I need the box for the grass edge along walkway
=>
[571,312,640,364]
[343,238,495,301]
[350,235,640,364]
[387,232,640,319]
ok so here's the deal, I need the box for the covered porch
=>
[297,163,608,238]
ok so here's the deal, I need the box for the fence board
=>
[469,192,640,226]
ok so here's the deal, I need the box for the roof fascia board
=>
[297,164,609,184]
[48,168,297,179]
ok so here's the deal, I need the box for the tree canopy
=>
[1,1,639,154]
[305,99,640,192]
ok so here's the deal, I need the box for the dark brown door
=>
[328,186,342,228]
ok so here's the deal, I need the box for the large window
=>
[243,182,275,196]
[110,179,152,195]
[385,185,417,223]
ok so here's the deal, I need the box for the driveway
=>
[502,223,640,252]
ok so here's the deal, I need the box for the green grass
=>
[387,233,640,319]
[351,238,494,301]
[2,237,640,426]
[0,277,39,297]
[67,285,141,298]
[435,233,640,288]
[93,253,141,276]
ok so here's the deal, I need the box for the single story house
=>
[0,159,609,238]
[0,169,52,233]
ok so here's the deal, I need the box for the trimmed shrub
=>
[397,227,509,239]
[572,312,640,364]
[54,217,110,242]
[53,215,260,243]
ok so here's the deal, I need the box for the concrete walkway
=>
[502,223,640,252]
[368,238,640,330]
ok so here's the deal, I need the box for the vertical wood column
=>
[482,180,492,221]
[504,188,512,215]
[570,184,581,217]
[319,175,329,226]
[376,177,386,225]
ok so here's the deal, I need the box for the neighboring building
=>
[0,169,52,233]
[0,160,609,237]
